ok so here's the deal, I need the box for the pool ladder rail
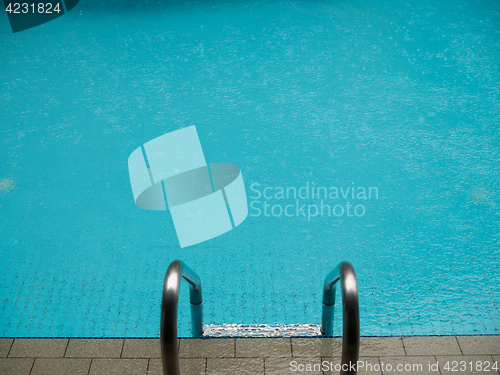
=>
[160,260,360,375]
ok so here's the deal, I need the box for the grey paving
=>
[236,338,292,358]
[65,338,123,358]
[145,358,206,375]
[89,358,148,375]
[291,337,341,357]
[207,357,264,374]
[0,335,498,374]
[122,339,161,358]
[31,358,91,375]
[403,336,462,356]
[179,358,206,375]
[147,359,163,375]
[0,358,34,375]
[359,337,406,356]
[179,337,234,358]
[9,339,68,358]
[457,336,500,355]
[0,339,14,358]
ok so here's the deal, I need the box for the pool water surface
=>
[0,0,499,338]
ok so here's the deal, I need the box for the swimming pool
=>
[1,0,499,338]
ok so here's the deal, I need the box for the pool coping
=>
[1,335,499,374]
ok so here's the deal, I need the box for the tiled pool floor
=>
[0,336,498,374]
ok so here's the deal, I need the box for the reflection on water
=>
[0,177,16,193]
[471,186,495,205]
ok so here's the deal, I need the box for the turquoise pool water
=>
[1,0,499,338]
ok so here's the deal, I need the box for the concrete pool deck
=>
[0,335,498,375]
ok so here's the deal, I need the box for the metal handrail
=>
[321,262,360,375]
[161,260,203,375]
[160,260,358,375]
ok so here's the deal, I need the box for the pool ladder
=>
[160,260,360,375]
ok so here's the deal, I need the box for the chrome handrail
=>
[160,260,358,375]
[161,260,203,375]
[321,262,360,375]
